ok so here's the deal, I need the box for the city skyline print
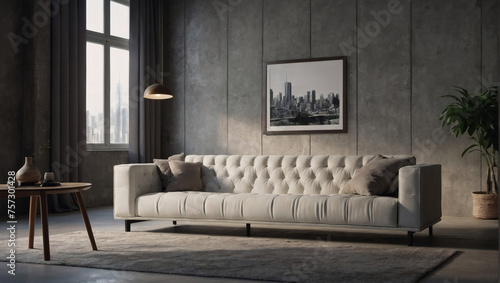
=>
[263,57,347,135]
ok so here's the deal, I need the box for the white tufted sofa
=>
[113,155,442,245]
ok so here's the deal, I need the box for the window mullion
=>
[104,40,111,146]
[103,0,111,146]
[104,0,111,36]
[108,36,129,48]
[112,0,129,6]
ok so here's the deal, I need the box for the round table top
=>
[0,182,91,195]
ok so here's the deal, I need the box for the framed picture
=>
[263,56,347,135]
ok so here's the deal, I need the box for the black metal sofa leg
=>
[125,220,148,232]
[407,231,414,246]
[408,226,433,246]
[246,223,251,237]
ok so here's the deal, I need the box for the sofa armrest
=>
[113,163,162,218]
[398,164,442,230]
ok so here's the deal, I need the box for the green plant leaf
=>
[440,86,498,167]
[461,144,478,157]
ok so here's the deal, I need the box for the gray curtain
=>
[50,0,86,212]
[129,0,163,163]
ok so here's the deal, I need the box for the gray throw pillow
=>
[339,155,408,196]
[166,160,203,192]
[153,153,185,190]
[384,158,414,196]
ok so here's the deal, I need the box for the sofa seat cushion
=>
[136,192,398,228]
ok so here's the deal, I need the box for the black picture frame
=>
[263,56,347,135]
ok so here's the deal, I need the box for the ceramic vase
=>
[16,157,41,185]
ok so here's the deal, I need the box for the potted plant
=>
[440,86,498,219]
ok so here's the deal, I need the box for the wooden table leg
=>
[28,195,38,249]
[75,192,98,250]
[39,192,50,261]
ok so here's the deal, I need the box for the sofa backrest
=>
[185,155,415,195]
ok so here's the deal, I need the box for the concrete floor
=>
[0,206,498,283]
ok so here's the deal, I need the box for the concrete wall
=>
[163,0,499,217]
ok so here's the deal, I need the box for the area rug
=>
[1,231,456,282]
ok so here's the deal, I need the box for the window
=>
[86,0,129,151]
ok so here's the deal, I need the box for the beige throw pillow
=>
[339,155,408,196]
[166,160,203,192]
[153,152,185,191]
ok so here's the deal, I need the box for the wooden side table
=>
[0,182,97,260]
